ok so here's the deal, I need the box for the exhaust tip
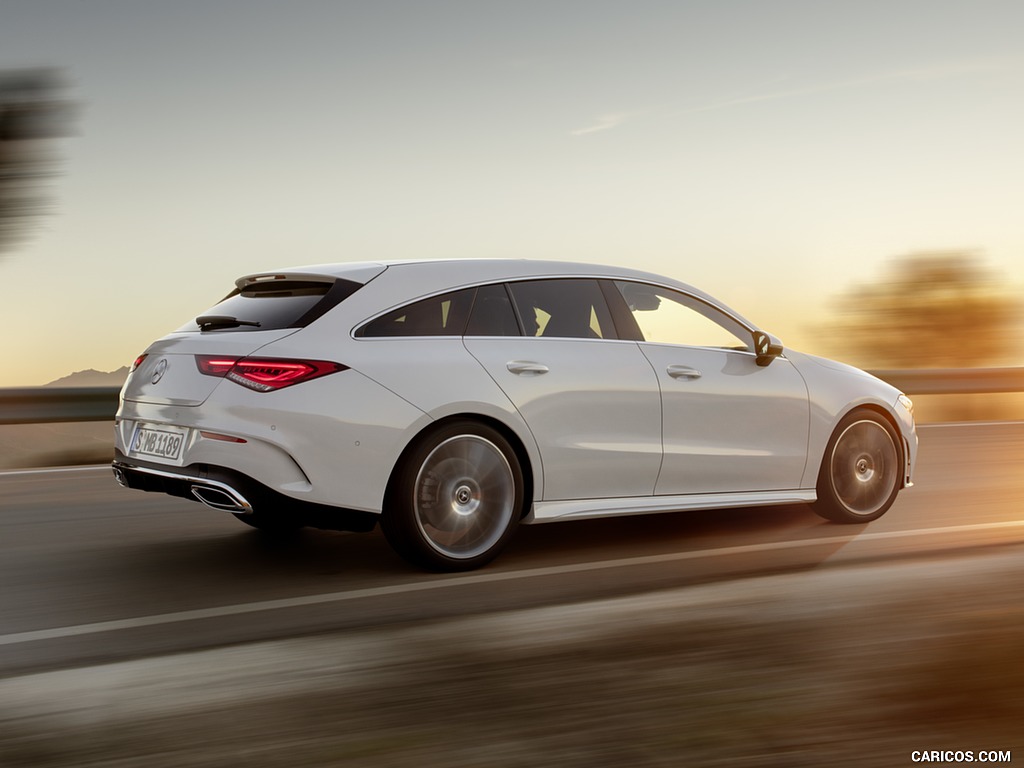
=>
[112,467,129,488]
[190,484,252,513]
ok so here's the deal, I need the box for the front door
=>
[611,280,810,495]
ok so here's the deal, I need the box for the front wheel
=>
[812,409,903,523]
[382,421,524,571]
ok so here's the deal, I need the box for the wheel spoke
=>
[414,434,515,559]
[830,420,898,516]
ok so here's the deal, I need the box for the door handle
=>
[506,361,549,376]
[666,364,702,380]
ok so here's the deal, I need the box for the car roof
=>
[245,257,698,290]
[238,258,756,329]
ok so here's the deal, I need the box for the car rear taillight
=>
[195,355,347,392]
[195,357,238,377]
[130,354,148,373]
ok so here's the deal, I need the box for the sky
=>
[1,0,1022,386]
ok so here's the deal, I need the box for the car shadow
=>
[117,501,850,594]
[508,503,839,560]
[22,500,869,677]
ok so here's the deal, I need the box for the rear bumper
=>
[112,451,378,532]
[114,367,430,514]
[112,459,254,512]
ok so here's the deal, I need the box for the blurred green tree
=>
[825,251,1020,369]
[0,68,74,257]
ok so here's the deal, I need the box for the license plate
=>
[129,424,188,461]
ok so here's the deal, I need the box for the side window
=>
[465,284,520,336]
[357,288,475,337]
[508,279,617,340]
[614,281,751,351]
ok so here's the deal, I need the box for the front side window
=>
[508,279,616,339]
[614,281,751,351]
[357,288,475,337]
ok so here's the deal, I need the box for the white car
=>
[113,259,917,570]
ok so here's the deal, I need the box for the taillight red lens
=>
[195,356,239,377]
[195,356,346,392]
[130,354,148,373]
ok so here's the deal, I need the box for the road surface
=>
[2,422,1023,677]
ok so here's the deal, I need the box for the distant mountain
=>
[45,367,130,388]
[3,367,129,468]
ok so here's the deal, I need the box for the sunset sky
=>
[2,0,1022,386]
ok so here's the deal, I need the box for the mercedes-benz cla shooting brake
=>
[113,259,917,571]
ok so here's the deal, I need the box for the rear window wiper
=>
[196,315,262,331]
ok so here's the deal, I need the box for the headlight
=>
[897,393,914,416]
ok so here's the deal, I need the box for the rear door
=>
[463,279,662,501]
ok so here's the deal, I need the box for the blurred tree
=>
[0,68,74,258]
[825,251,1021,369]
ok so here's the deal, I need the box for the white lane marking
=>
[2,519,1024,648]
[0,465,110,477]
[918,421,1024,429]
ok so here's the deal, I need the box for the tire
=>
[812,408,902,523]
[382,420,524,571]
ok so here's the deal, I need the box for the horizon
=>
[38,366,130,388]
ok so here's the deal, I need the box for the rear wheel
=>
[382,421,523,571]
[812,409,902,523]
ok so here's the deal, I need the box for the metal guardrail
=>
[1,368,1023,426]
[0,387,121,425]
[869,368,1024,396]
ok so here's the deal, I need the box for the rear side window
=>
[465,284,520,336]
[508,279,617,339]
[177,278,362,333]
[357,288,476,337]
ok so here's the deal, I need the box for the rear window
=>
[177,278,361,333]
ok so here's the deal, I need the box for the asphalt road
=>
[2,422,1023,678]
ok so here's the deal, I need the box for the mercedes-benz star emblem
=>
[151,359,169,385]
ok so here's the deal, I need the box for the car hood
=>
[787,350,901,395]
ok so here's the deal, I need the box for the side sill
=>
[524,489,817,524]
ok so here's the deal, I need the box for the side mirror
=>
[753,331,784,367]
